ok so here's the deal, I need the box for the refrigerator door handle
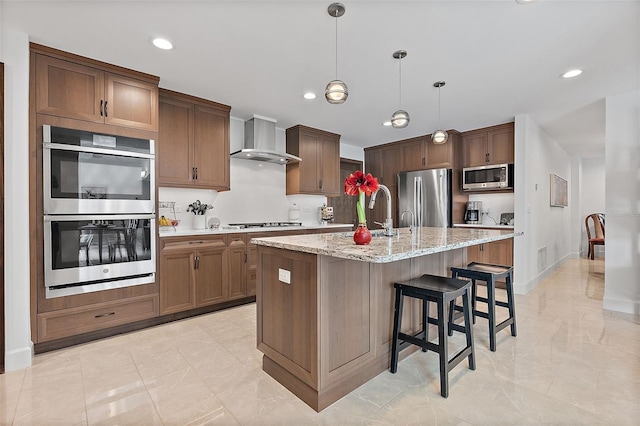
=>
[416,176,423,228]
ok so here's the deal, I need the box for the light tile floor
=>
[2,257,638,425]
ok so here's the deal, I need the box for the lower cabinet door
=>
[160,248,197,314]
[196,244,229,307]
[228,236,247,299]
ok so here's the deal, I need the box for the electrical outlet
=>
[278,268,291,284]
[483,208,491,215]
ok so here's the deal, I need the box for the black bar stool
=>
[390,274,475,398]
[450,262,517,352]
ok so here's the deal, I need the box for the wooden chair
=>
[585,213,605,260]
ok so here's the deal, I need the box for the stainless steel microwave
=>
[462,163,514,191]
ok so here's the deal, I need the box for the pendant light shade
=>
[391,50,409,128]
[325,3,348,104]
[325,80,348,104]
[432,81,448,144]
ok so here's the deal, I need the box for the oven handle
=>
[43,142,155,159]
[44,213,156,222]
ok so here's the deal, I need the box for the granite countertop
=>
[252,227,521,263]
[453,223,515,230]
[159,223,353,237]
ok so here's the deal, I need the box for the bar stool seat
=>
[390,274,475,398]
[450,262,517,352]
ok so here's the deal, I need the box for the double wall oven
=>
[42,125,156,298]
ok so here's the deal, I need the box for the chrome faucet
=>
[369,184,394,237]
[401,210,415,233]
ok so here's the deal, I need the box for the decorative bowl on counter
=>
[159,216,180,227]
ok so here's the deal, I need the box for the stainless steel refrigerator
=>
[397,168,452,228]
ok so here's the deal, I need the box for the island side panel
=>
[256,246,319,389]
[319,255,375,388]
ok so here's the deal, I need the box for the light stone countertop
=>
[159,223,353,237]
[252,227,521,263]
[453,223,515,230]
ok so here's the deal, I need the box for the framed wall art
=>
[550,174,568,207]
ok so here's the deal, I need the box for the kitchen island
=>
[252,227,520,411]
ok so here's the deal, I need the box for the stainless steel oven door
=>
[44,214,156,298]
[43,125,155,214]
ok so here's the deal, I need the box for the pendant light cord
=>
[334,11,338,79]
[398,56,402,109]
[437,84,441,127]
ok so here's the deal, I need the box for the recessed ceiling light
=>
[382,121,392,127]
[562,69,583,78]
[303,92,317,100]
[152,38,173,50]
[515,0,536,4]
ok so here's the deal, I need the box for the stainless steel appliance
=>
[397,168,452,228]
[43,214,156,298]
[43,125,155,214]
[462,163,513,191]
[464,201,483,224]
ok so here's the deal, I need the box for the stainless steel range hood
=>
[230,115,301,164]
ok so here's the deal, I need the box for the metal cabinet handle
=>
[485,153,490,163]
[188,241,204,244]
[104,100,108,117]
[319,179,323,189]
[95,312,115,319]
[192,167,197,180]
[244,252,248,262]
[194,255,200,269]
[100,100,104,117]
[422,157,425,166]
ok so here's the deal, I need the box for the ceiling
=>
[4,1,639,158]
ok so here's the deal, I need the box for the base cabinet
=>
[466,238,513,268]
[160,236,228,314]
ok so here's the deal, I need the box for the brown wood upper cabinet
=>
[34,52,159,131]
[286,125,341,197]
[158,89,231,190]
[462,122,514,167]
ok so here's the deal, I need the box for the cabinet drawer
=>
[162,236,226,251]
[38,294,159,342]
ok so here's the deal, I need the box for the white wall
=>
[579,156,605,257]
[513,115,573,294]
[2,28,33,371]
[603,90,640,314]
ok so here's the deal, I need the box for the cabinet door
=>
[400,138,425,172]
[426,136,454,169]
[487,126,514,165]
[364,147,382,178]
[160,247,196,314]
[193,105,230,190]
[466,244,483,264]
[381,145,403,189]
[158,97,195,186]
[246,242,258,296]
[105,73,158,131]
[318,136,340,196]
[484,238,513,266]
[298,132,321,193]
[228,236,247,300]
[35,54,104,123]
[462,133,489,167]
[196,243,229,307]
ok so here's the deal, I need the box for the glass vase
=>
[353,223,372,245]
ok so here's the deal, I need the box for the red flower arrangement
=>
[344,170,379,225]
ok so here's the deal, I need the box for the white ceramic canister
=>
[193,215,207,229]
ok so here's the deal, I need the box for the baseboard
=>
[5,341,33,371]
[603,297,640,315]
[514,252,572,295]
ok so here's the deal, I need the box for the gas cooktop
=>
[227,222,303,229]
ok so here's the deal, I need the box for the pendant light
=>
[432,81,448,144]
[325,3,348,104]
[391,50,409,128]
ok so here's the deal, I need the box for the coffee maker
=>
[464,201,482,224]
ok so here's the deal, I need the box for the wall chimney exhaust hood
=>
[230,115,301,164]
